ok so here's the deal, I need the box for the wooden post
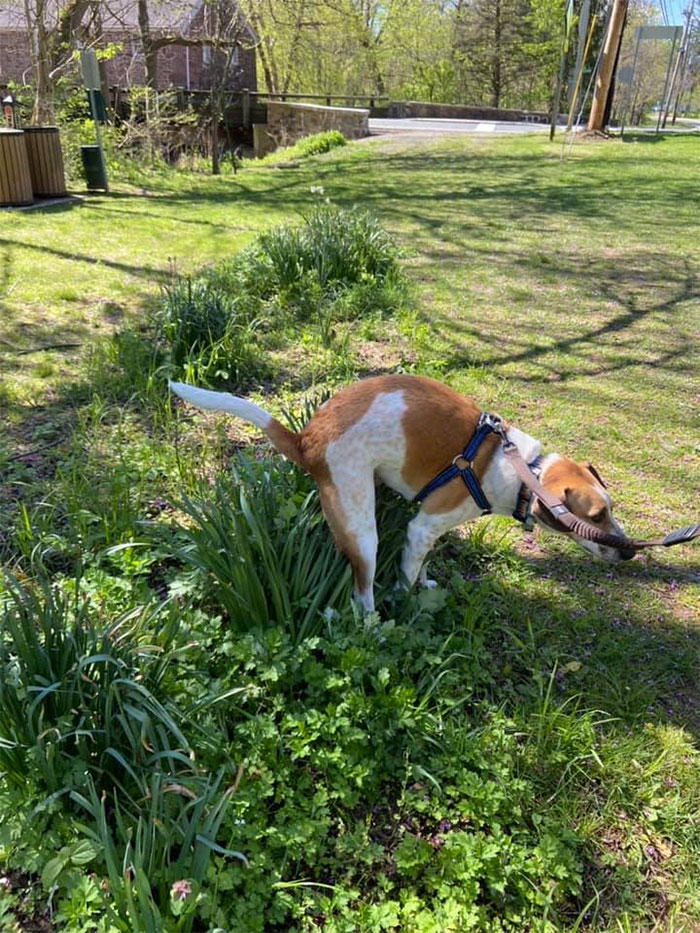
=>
[587,0,629,132]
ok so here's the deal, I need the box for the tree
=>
[21,0,99,122]
[453,0,561,109]
[185,0,573,111]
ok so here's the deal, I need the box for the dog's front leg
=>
[400,500,480,590]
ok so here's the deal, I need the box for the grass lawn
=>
[0,131,699,931]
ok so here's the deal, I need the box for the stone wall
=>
[265,100,369,149]
[387,100,550,124]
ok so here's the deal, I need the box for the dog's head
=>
[533,457,635,562]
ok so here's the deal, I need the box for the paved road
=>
[369,117,550,136]
[368,117,700,137]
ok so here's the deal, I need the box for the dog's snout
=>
[619,547,636,561]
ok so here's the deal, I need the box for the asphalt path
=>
[369,117,550,136]
[368,116,700,137]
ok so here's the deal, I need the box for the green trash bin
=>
[80,145,108,191]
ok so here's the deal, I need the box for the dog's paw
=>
[420,578,438,590]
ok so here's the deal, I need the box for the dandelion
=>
[310,185,324,195]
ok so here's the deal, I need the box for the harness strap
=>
[412,412,700,554]
[413,415,497,510]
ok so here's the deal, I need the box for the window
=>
[202,44,211,66]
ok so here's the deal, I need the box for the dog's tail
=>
[169,381,305,469]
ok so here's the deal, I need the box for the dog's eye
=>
[590,509,606,524]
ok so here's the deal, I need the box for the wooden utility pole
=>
[588,0,629,132]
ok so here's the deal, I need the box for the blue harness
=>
[413,412,501,512]
[413,412,543,522]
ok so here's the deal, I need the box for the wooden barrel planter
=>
[24,126,67,197]
[0,129,33,206]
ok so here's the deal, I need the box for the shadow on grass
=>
[620,130,700,143]
[435,249,699,383]
[0,235,172,283]
[79,200,246,232]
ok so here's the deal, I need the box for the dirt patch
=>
[356,340,409,374]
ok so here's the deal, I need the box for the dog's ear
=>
[586,463,607,489]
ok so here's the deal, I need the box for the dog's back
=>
[298,375,496,500]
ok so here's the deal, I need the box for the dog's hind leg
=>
[400,499,480,589]
[319,480,378,613]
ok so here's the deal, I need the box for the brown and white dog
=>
[170,374,630,612]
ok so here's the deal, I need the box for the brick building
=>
[0,0,257,93]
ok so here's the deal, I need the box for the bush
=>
[243,205,400,295]
[260,129,347,164]
[208,205,406,330]
[291,129,347,158]
[0,575,245,931]
[0,576,186,797]
[177,455,352,642]
[160,206,406,384]
[158,276,266,386]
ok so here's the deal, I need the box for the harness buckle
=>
[451,453,472,470]
[478,411,514,448]
[477,412,504,434]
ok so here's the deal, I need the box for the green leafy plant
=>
[0,576,188,796]
[158,276,265,386]
[260,129,347,164]
[71,770,245,932]
[233,205,403,301]
[176,454,352,641]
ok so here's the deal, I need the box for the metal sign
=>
[636,26,682,42]
[80,49,109,191]
[619,26,683,136]
[80,50,101,90]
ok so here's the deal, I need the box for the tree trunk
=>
[138,0,159,88]
[281,0,308,93]
[33,35,54,122]
[491,0,502,108]
[25,0,54,123]
[211,101,220,175]
[239,1,279,93]
[259,39,279,94]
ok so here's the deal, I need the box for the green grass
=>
[0,131,699,930]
